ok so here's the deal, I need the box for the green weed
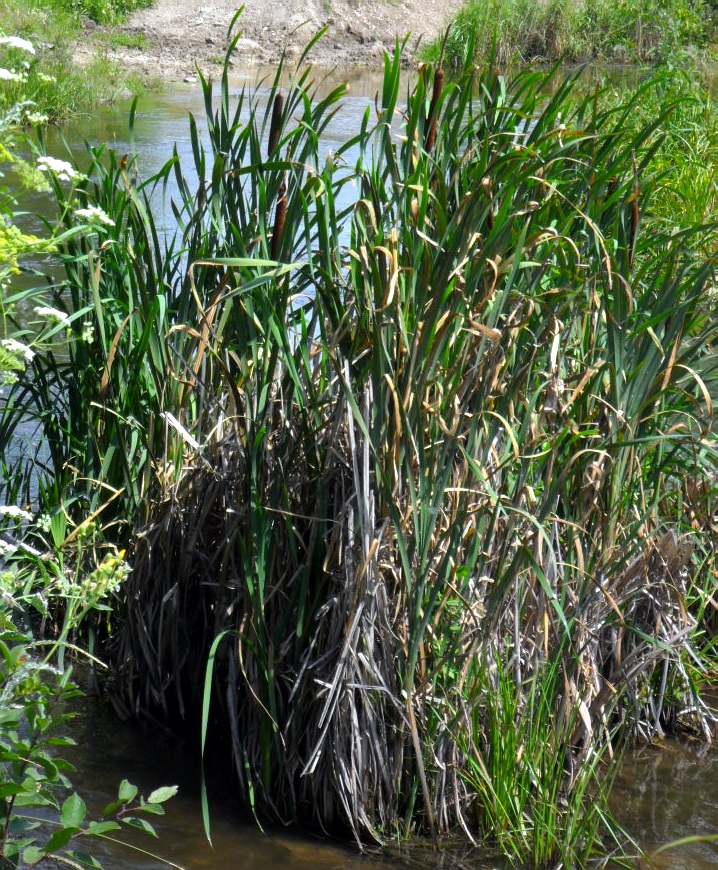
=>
[426,0,716,67]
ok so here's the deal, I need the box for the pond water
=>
[63,694,718,869]
[16,62,718,868]
[63,697,508,870]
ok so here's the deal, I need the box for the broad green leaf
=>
[147,785,178,804]
[60,793,86,828]
[140,802,166,816]
[47,736,77,747]
[118,779,138,803]
[21,845,45,865]
[86,820,122,835]
[102,798,124,816]
[44,826,78,853]
[0,708,23,725]
[122,816,158,838]
[7,817,41,834]
[66,849,104,868]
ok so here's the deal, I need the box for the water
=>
[63,696,718,869]
[15,65,718,868]
[62,699,393,870]
[35,65,388,240]
[612,738,718,868]
[63,696,526,870]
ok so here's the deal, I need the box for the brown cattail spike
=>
[268,92,284,159]
[271,173,287,260]
[425,66,444,153]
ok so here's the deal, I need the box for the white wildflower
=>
[24,110,48,124]
[74,206,115,227]
[34,305,70,324]
[0,36,35,55]
[0,68,21,82]
[0,539,17,557]
[36,156,79,182]
[37,513,51,533]
[0,506,33,522]
[80,321,95,343]
[1,338,34,362]
[36,73,55,84]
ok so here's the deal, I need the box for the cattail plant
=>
[4,12,717,867]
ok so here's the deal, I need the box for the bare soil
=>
[76,0,465,82]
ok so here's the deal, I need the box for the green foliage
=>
[457,654,631,866]
[0,80,179,870]
[427,0,715,67]
[0,536,180,868]
[107,30,148,50]
[54,0,153,26]
[639,76,718,250]
[0,117,54,293]
[0,2,141,122]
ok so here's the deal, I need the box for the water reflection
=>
[37,66,388,238]
[612,739,718,868]
[65,699,507,870]
[66,698,718,869]
[64,699,385,869]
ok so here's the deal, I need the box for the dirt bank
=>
[77,0,465,82]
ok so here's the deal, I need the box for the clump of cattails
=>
[425,65,444,153]
[424,28,449,153]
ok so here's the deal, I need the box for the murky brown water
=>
[612,739,718,868]
[64,696,718,869]
[63,698,509,870]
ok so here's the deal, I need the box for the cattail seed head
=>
[425,66,444,153]
[268,92,284,158]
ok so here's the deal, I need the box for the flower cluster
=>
[0,36,35,55]
[0,35,35,86]
[53,548,131,608]
[84,549,131,598]
[0,506,33,522]
[0,539,17,557]
[74,206,115,227]
[34,305,70,325]
[24,110,48,125]
[36,156,81,183]
[0,338,34,363]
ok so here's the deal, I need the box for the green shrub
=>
[430,0,715,67]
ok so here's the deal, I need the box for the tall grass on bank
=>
[2,13,718,864]
[426,0,716,68]
[0,0,143,122]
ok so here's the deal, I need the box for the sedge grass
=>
[3,12,718,865]
[425,0,716,68]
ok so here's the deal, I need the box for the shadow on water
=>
[62,694,718,869]
[63,697,509,870]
